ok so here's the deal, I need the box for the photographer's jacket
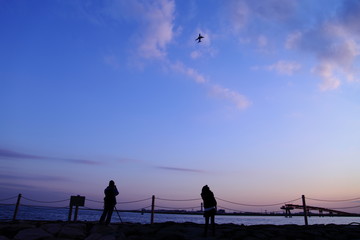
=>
[104,185,119,205]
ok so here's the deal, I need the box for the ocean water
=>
[1,205,359,225]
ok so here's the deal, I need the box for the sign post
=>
[68,195,85,222]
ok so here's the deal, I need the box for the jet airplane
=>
[196,33,204,43]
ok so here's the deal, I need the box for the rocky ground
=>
[0,221,360,240]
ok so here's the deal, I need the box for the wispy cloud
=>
[156,166,206,173]
[170,61,207,84]
[227,0,360,91]
[284,1,360,91]
[312,63,341,91]
[0,173,69,182]
[170,61,251,110]
[227,0,297,34]
[0,182,34,189]
[0,148,102,165]
[99,0,251,110]
[135,0,175,59]
[252,0,297,21]
[288,26,359,91]
[253,60,301,76]
[210,84,251,110]
[90,0,175,59]
[67,158,102,165]
[0,148,46,160]
[267,61,301,75]
[132,0,251,110]
[227,0,250,34]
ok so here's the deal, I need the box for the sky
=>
[1,0,360,213]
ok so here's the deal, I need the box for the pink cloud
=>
[170,61,207,84]
[211,84,251,110]
[171,62,251,110]
[156,166,206,173]
[284,1,360,91]
[266,61,301,75]
[137,0,175,59]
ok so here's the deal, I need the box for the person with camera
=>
[99,180,119,225]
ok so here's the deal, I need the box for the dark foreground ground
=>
[0,221,360,240]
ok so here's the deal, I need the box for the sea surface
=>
[1,205,359,225]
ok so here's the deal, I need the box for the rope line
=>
[81,205,154,211]
[154,205,200,210]
[22,197,69,203]
[87,197,152,204]
[20,204,69,209]
[118,197,152,204]
[115,205,153,211]
[5,195,360,205]
[0,196,18,202]
[156,197,202,202]
[86,199,103,203]
[307,197,360,202]
[216,197,302,207]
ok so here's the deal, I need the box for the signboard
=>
[70,195,85,207]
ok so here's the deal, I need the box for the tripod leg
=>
[114,206,123,223]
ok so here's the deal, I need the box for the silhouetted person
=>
[201,185,217,236]
[99,180,119,225]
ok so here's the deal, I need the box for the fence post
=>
[68,202,73,222]
[302,195,308,226]
[12,194,22,221]
[150,195,155,224]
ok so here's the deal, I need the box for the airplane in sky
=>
[196,33,204,43]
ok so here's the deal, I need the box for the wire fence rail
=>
[1,193,359,225]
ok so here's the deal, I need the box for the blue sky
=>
[1,0,360,213]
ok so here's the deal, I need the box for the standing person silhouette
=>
[201,185,217,237]
[99,180,119,225]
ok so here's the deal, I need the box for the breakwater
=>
[1,221,360,240]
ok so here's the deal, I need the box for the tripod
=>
[114,206,123,223]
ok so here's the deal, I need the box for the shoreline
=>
[1,220,360,240]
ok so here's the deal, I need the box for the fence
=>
[1,194,359,225]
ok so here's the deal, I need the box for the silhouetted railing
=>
[1,193,359,225]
